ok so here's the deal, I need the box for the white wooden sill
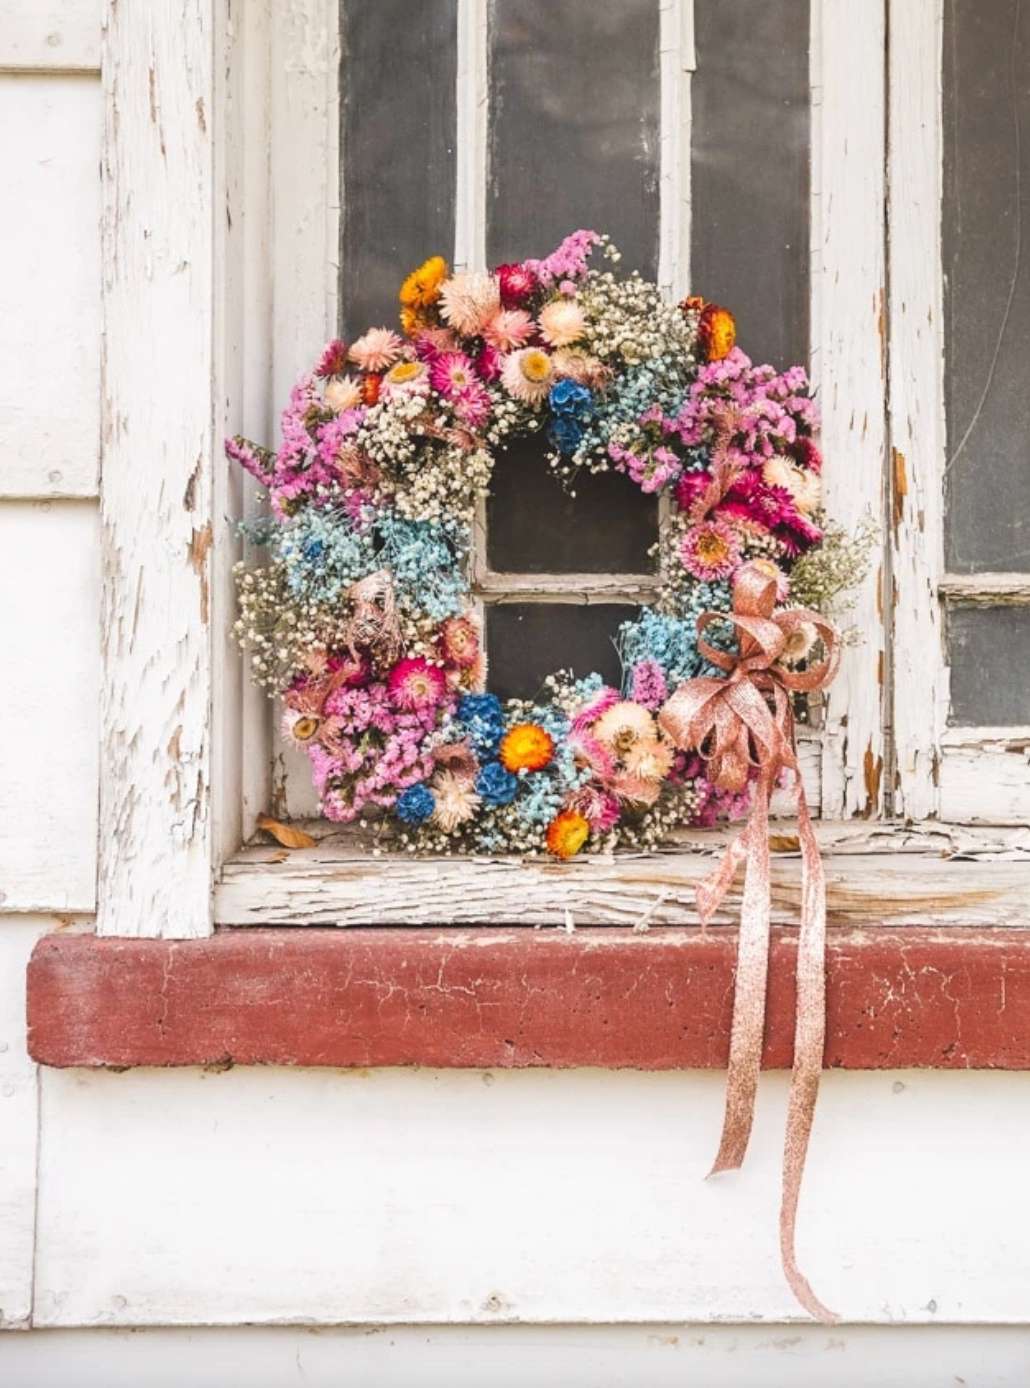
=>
[215,819,1030,930]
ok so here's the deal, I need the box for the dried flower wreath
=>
[228,230,856,860]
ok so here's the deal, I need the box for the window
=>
[95,0,1030,940]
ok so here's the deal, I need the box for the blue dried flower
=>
[457,693,505,754]
[475,761,518,806]
[549,379,594,420]
[548,415,583,454]
[394,783,435,825]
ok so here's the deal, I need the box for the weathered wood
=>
[940,574,1030,606]
[215,842,1030,929]
[0,920,47,1328]
[27,924,1030,1071]
[812,0,888,819]
[97,0,221,937]
[0,73,101,499]
[888,0,948,820]
[0,0,100,72]
[0,503,99,912]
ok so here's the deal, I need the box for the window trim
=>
[96,0,1030,944]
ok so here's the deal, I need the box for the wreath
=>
[228,229,842,859]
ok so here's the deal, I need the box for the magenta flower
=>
[429,351,478,400]
[679,519,743,581]
[386,657,447,711]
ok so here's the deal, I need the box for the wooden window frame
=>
[96,0,1029,944]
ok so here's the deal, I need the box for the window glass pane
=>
[486,0,661,575]
[948,606,1030,725]
[485,603,630,702]
[340,0,457,337]
[487,0,660,275]
[691,0,810,369]
[487,434,657,574]
[943,0,1030,574]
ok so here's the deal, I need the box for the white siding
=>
[33,1065,1030,1327]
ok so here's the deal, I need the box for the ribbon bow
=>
[658,560,841,1322]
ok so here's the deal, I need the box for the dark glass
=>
[485,603,634,701]
[487,0,660,276]
[691,0,810,369]
[943,0,1030,573]
[340,0,457,336]
[947,606,1030,725]
[487,434,657,573]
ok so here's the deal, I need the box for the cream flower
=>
[551,348,610,389]
[323,375,363,412]
[763,455,822,514]
[348,327,403,373]
[430,770,481,832]
[538,298,587,348]
[623,735,675,782]
[782,618,819,666]
[500,347,554,404]
[593,700,656,752]
[609,771,663,808]
[438,272,501,336]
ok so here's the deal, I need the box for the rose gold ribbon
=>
[657,561,841,1322]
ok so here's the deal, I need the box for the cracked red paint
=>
[26,928,1030,1071]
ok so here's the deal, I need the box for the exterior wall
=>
[2,1,1030,1382]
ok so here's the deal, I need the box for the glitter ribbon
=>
[657,561,841,1322]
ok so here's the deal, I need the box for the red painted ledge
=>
[26,926,1030,1070]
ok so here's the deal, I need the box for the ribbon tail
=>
[708,775,772,1178]
[779,780,839,1323]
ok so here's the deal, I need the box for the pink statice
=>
[312,682,456,822]
[225,435,273,487]
[629,659,669,711]
[267,374,347,517]
[523,230,601,288]
[668,349,819,463]
[608,440,682,494]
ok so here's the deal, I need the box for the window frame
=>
[96,0,1030,944]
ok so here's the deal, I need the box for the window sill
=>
[26,924,1030,1071]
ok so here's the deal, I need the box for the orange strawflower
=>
[499,722,554,773]
[698,303,736,361]
[361,373,382,406]
[400,254,448,310]
[546,810,590,860]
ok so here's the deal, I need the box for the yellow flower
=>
[499,723,554,773]
[520,349,553,383]
[546,810,590,860]
[400,255,448,310]
[385,360,426,386]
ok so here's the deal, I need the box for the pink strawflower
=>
[429,351,478,400]
[432,738,479,786]
[679,519,743,581]
[496,262,538,307]
[439,615,481,669]
[315,338,348,377]
[482,307,535,352]
[571,685,622,734]
[413,327,459,361]
[567,785,622,834]
[475,342,503,381]
[453,381,493,430]
[387,657,447,711]
[566,727,616,780]
[348,327,403,373]
[674,468,712,512]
